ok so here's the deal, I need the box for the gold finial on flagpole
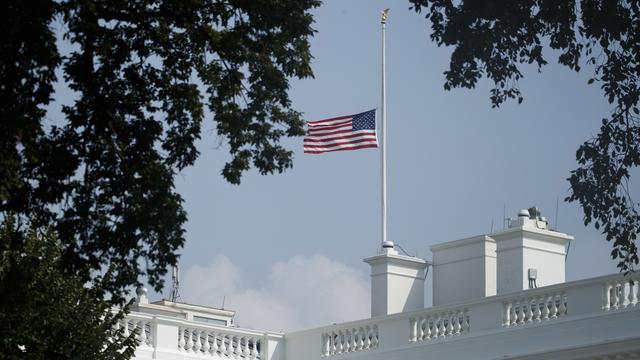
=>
[381,8,390,24]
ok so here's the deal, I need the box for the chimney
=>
[431,235,496,306]
[364,241,429,317]
[492,208,573,294]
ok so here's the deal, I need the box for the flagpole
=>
[380,9,392,251]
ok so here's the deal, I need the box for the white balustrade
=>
[320,324,378,357]
[409,307,469,343]
[118,315,153,347]
[602,275,639,311]
[502,291,567,327]
[179,326,263,359]
[120,273,640,360]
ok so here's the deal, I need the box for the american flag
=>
[304,109,378,154]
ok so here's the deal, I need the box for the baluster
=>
[243,337,250,357]
[454,312,462,335]
[344,330,349,353]
[202,332,210,354]
[418,317,425,341]
[541,295,550,320]
[331,331,338,354]
[336,331,342,354]
[211,332,219,355]
[621,281,630,308]
[249,337,257,359]
[612,284,620,310]
[194,329,202,353]
[502,302,511,326]
[123,320,130,337]
[256,338,262,358]
[533,296,542,321]
[549,296,558,318]
[439,313,447,337]
[364,326,371,350]
[431,314,439,338]
[446,311,454,335]
[409,318,417,342]
[229,335,235,357]
[632,280,639,306]
[431,314,440,339]
[509,301,517,325]
[517,300,525,324]
[238,337,249,358]
[525,298,533,323]
[425,317,433,340]
[352,329,358,352]
[220,334,233,357]
[230,336,237,358]
[138,320,147,345]
[178,327,185,351]
[603,283,612,310]
[234,336,241,358]
[559,293,567,316]
[358,327,365,350]
[186,328,194,352]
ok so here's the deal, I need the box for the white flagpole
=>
[380,9,392,251]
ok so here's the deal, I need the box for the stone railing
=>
[179,325,263,358]
[502,290,567,327]
[119,313,154,348]
[284,273,640,360]
[122,312,284,360]
[320,324,379,357]
[409,306,469,342]
[603,274,639,311]
[125,273,640,360]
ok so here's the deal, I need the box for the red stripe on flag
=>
[307,115,352,126]
[304,143,378,154]
[303,137,378,149]
[304,131,376,143]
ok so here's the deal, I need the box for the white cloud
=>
[181,254,370,332]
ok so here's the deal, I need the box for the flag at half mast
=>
[303,109,378,154]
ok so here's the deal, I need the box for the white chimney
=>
[364,241,429,316]
[431,235,496,306]
[492,208,573,294]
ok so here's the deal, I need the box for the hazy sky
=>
[53,1,632,332]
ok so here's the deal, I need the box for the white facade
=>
[431,235,496,305]
[363,245,429,316]
[126,209,640,360]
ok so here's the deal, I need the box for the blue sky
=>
[48,1,630,331]
[156,1,629,331]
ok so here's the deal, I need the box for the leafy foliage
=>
[0,0,319,305]
[0,216,138,359]
[410,0,639,271]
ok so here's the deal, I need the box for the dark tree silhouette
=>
[0,0,319,306]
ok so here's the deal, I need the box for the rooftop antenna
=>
[554,197,560,230]
[503,203,508,229]
[169,265,181,303]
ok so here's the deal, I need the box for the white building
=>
[125,208,640,360]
